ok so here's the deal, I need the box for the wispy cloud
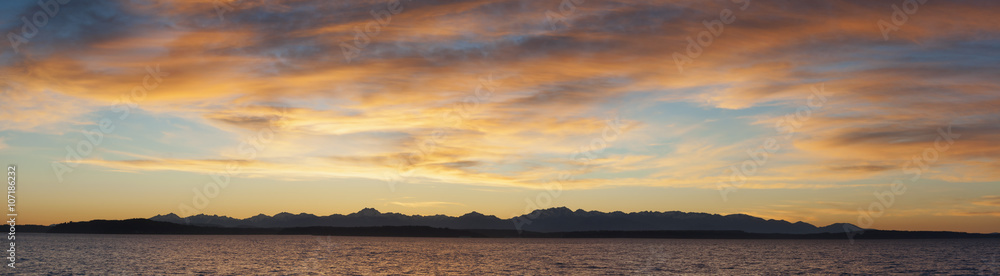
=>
[973,196,1000,207]
[388,201,466,208]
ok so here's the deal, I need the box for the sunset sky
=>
[1,0,998,233]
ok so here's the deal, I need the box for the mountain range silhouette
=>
[149,207,856,234]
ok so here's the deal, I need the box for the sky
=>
[0,0,998,233]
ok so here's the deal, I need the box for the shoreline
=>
[22,219,1000,240]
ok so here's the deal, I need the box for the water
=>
[10,233,1000,275]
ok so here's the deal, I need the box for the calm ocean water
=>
[10,233,1000,275]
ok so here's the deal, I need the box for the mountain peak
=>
[149,213,184,224]
[549,206,573,212]
[460,211,486,218]
[273,212,296,218]
[150,213,180,220]
[355,208,381,216]
[535,207,573,215]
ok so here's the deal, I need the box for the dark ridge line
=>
[39,219,1000,239]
